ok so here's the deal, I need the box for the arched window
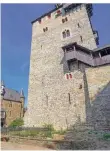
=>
[66,30,70,37]
[62,31,66,38]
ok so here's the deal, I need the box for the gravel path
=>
[1,141,49,150]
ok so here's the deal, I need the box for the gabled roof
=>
[3,88,21,102]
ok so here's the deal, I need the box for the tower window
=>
[46,95,48,106]
[62,17,68,23]
[43,28,45,32]
[62,19,65,23]
[77,23,80,28]
[9,101,12,107]
[10,111,11,116]
[62,29,71,39]
[62,31,66,38]
[43,27,48,32]
[45,27,48,31]
[65,17,68,22]
[68,93,71,104]
[80,36,83,42]
[66,30,70,37]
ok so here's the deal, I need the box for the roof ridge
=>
[5,87,20,94]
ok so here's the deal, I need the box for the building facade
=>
[24,4,110,129]
[1,81,25,127]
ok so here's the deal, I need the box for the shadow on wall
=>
[83,67,110,128]
[90,81,110,128]
[57,75,110,150]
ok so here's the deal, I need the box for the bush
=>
[43,124,54,131]
[103,133,110,140]
[9,118,24,128]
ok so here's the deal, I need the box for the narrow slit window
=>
[62,19,65,23]
[80,36,83,42]
[68,93,71,104]
[77,23,80,28]
[46,95,48,106]
[65,17,68,22]
[45,27,48,31]
[43,28,45,32]
[10,111,11,116]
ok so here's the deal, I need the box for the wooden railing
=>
[65,50,110,66]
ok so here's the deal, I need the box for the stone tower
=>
[24,4,110,129]
[20,88,25,117]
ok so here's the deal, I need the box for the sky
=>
[1,4,110,107]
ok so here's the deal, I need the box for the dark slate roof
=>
[93,44,110,52]
[62,42,110,54]
[3,88,21,102]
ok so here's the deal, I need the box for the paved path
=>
[1,141,49,150]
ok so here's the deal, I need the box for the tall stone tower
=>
[24,4,103,129]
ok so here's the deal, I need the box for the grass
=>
[8,124,67,139]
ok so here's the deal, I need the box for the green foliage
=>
[8,123,67,139]
[43,124,54,131]
[9,118,24,128]
[54,129,66,135]
[103,133,110,140]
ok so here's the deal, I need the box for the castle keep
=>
[24,4,110,129]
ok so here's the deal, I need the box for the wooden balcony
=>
[94,55,110,66]
[65,49,110,67]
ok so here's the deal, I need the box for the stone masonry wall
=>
[3,99,23,126]
[24,5,98,129]
[85,65,110,127]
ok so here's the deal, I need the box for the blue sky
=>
[1,4,110,107]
